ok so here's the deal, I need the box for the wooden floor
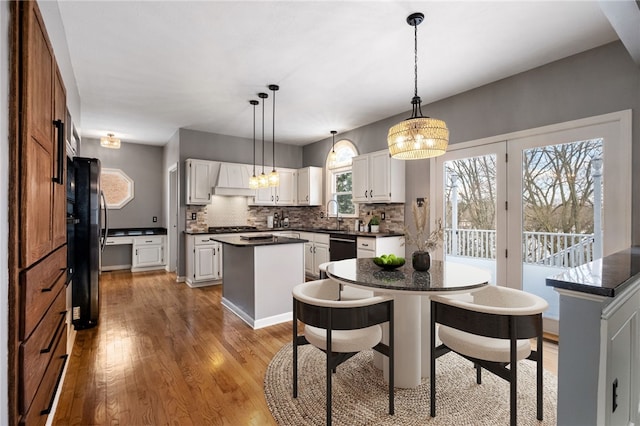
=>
[53,270,558,425]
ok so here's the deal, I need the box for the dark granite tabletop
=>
[105,227,167,237]
[210,234,308,247]
[186,227,404,238]
[546,246,640,297]
[326,258,490,294]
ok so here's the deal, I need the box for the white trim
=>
[220,297,292,329]
[554,287,609,303]
[325,139,359,218]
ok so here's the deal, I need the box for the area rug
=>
[264,343,557,425]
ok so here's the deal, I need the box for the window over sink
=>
[326,139,358,217]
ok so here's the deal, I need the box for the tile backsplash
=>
[186,197,405,233]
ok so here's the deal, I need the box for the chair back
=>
[293,279,393,331]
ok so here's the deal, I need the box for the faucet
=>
[326,199,340,231]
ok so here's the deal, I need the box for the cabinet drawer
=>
[314,233,330,245]
[194,236,216,246]
[20,323,67,426]
[105,236,133,245]
[134,236,163,246]
[21,245,66,340]
[357,237,376,251]
[20,288,66,414]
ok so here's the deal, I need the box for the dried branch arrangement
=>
[403,198,443,252]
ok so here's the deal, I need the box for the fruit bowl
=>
[372,256,405,270]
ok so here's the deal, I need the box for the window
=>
[326,140,358,217]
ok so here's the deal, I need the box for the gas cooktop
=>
[208,226,257,234]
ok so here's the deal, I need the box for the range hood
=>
[213,163,255,196]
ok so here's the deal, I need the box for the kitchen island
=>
[546,246,640,426]
[210,234,306,329]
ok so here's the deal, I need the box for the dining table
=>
[326,257,491,388]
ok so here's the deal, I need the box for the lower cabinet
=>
[103,235,166,272]
[356,236,404,258]
[186,234,222,287]
[301,232,330,278]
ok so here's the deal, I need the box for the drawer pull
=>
[145,240,153,243]
[40,311,67,354]
[41,269,65,292]
[40,354,68,415]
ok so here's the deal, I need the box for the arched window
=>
[325,139,358,218]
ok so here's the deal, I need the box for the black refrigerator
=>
[72,157,107,329]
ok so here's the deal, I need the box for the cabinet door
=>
[297,168,310,205]
[21,2,56,268]
[369,151,391,201]
[304,242,315,276]
[314,243,330,273]
[194,245,216,281]
[134,245,163,268]
[352,155,370,203]
[52,69,67,249]
[254,186,274,205]
[276,170,296,205]
[187,160,211,204]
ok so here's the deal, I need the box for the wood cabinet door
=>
[297,168,310,205]
[276,170,296,205]
[52,68,67,249]
[351,155,369,202]
[21,1,55,268]
[194,245,216,281]
[369,150,391,201]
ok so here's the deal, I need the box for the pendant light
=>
[100,133,121,149]
[268,84,280,187]
[258,92,269,188]
[249,100,259,189]
[328,130,338,167]
[387,12,449,160]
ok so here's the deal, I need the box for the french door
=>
[432,111,631,333]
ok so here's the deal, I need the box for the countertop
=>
[326,258,490,293]
[105,227,167,237]
[186,227,404,238]
[210,234,308,247]
[546,246,640,297]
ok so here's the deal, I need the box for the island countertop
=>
[546,246,640,297]
[210,234,308,247]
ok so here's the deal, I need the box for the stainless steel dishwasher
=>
[329,234,357,261]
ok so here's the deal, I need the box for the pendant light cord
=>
[414,22,418,99]
[272,89,276,171]
[251,101,257,175]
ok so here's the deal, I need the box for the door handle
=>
[52,119,65,185]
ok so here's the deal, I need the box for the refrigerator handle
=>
[100,191,109,252]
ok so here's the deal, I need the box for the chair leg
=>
[537,332,544,420]
[430,301,436,417]
[510,319,517,426]
[475,363,482,384]
[389,302,395,416]
[293,303,298,398]
[326,321,332,426]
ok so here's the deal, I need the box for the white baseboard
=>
[185,279,221,288]
[221,297,291,329]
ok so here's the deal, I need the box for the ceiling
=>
[56,1,621,147]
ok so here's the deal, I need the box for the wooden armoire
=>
[9,1,69,424]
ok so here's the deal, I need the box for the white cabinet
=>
[186,159,213,205]
[132,236,165,271]
[251,168,297,206]
[297,167,323,206]
[356,236,404,258]
[301,232,330,278]
[186,234,222,287]
[352,150,405,203]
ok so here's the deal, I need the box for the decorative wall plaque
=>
[102,168,134,209]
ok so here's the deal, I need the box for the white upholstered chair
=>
[430,285,548,426]
[292,279,394,426]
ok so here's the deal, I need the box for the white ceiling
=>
[56,1,621,146]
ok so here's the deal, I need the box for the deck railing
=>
[444,229,595,268]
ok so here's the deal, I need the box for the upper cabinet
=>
[352,150,405,203]
[297,167,323,206]
[21,0,67,268]
[252,168,297,206]
[185,159,213,205]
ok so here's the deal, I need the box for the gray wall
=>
[303,41,640,245]
[81,138,165,229]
